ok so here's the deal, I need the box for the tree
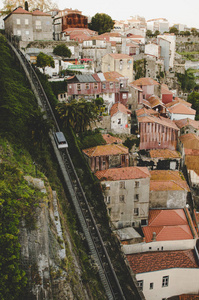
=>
[169,26,179,35]
[154,30,160,37]
[56,99,100,133]
[53,44,72,58]
[146,30,153,37]
[88,13,114,35]
[191,28,197,36]
[36,52,54,74]
[2,0,57,14]
[188,91,199,119]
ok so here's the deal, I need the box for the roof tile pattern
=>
[110,103,131,117]
[127,249,198,274]
[167,103,196,115]
[82,144,129,157]
[149,149,181,158]
[95,166,150,181]
[131,77,159,86]
[102,134,122,145]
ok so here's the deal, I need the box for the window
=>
[25,30,29,35]
[119,195,125,203]
[116,82,119,88]
[77,84,81,91]
[36,20,41,29]
[150,283,154,289]
[110,82,113,89]
[162,276,169,287]
[16,18,20,25]
[135,181,140,188]
[122,93,127,99]
[137,280,143,291]
[105,196,110,204]
[105,185,110,190]
[134,208,139,216]
[118,118,121,124]
[102,83,106,89]
[17,30,21,36]
[85,83,89,89]
[69,85,72,89]
[25,19,29,25]
[120,181,125,189]
[134,194,139,201]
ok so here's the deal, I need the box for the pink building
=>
[131,77,160,100]
[137,115,179,150]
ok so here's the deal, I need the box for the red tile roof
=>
[149,149,181,158]
[137,115,179,130]
[167,103,196,115]
[179,295,199,300]
[95,166,150,181]
[175,118,199,130]
[82,144,129,157]
[131,77,159,86]
[103,71,124,82]
[179,133,199,150]
[143,225,193,242]
[108,53,133,59]
[166,98,192,108]
[110,103,131,117]
[136,107,159,117]
[150,170,189,192]
[161,84,173,95]
[102,134,122,145]
[148,209,188,226]
[147,95,164,108]
[11,6,31,14]
[32,9,51,16]
[127,249,198,274]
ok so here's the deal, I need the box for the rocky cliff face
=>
[19,176,90,300]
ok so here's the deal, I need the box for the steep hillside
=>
[0,34,141,300]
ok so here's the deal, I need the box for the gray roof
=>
[76,74,96,83]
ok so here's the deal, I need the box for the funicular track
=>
[8,39,143,300]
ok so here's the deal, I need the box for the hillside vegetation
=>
[0,34,139,299]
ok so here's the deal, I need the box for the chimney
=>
[152,232,156,241]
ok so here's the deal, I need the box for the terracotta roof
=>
[126,43,139,48]
[131,77,159,86]
[95,166,150,181]
[11,6,31,14]
[143,225,193,242]
[129,83,143,91]
[110,103,131,117]
[102,134,122,145]
[161,84,173,95]
[185,154,199,176]
[147,95,164,108]
[127,249,198,274]
[137,115,179,130]
[175,97,192,107]
[148,209,189,226]
[149,149,181,158]
[150,170,186,182]
[167,103,196,115]
[179,133,199,150]
[142,99,152,108]
[166,98,192,108]
[150,180,189,191]
[32,9,51,16]
[108,53,133,59]
[175,118,199,130]
[82,144,129,157]
[103,71,124,82]
[179,295,199,300]
[135,107,159,117]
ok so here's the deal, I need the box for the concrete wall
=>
[136,268,199,300]
[103,176,150,228]
[102,54,134,83]
[111,111,131,134]
[149,190,187,208]
[123,239,196,254]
